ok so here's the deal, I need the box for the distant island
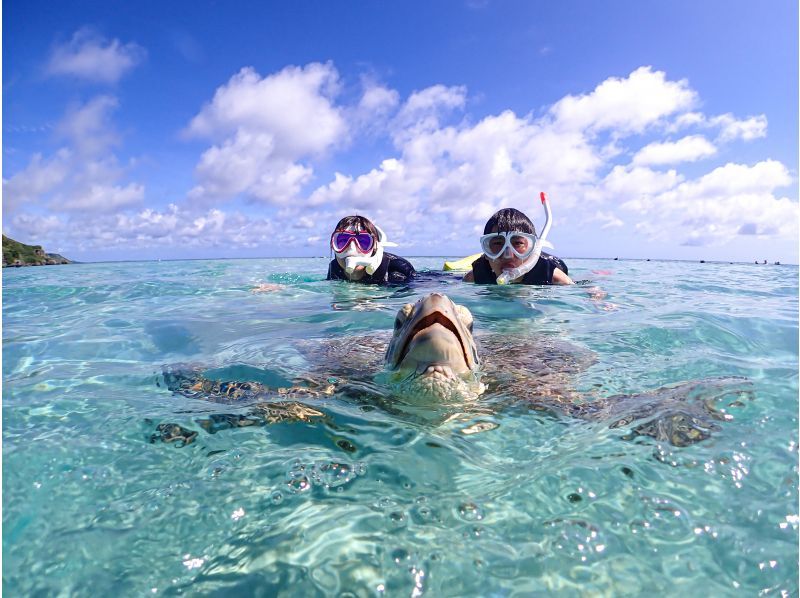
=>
[3,235,73,267]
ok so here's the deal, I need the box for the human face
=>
[481,228,535,273]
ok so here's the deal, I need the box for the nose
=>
[502,246,513,259]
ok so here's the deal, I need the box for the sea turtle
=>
[382,293,752,445]
[154,293,752,447]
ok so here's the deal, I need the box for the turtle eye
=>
[455,304,474,333]
[395,303,413,330]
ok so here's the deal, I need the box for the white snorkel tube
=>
[496,192,553,285]
[339,225,391,276]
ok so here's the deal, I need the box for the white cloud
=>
[710,113,768,142]
[678,160,791,198]
[586,211,625,230]
[8,61,795,260]
[633,135,717,166]
[358,82,400,115]
[188,130,312,204]
[2,150,71,210]
[57,95,120,155]
[605,165,682,198]
[549,66,697,135]
[348,80,401,137]
[55,182,145,212]
[186,63,346,204]
[391,84,467,144]
[7,204,285,253]
[46,28,145,84]
[186,63,345,154]
[619,160,796,246]
[3,96,144,214]
[667,111,768,142]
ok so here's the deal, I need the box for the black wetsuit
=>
[470,252,568,285]
[327,252,416,285]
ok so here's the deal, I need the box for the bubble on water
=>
[286,472,311,493]
[376,496,398,510]
[388,511,407,527]
[315,461,357,489]
[457,502,483,521]
[544,518,607,563]
[270,491,284,505]
[391,548,409,564]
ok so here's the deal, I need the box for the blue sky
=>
[3,0,798,263]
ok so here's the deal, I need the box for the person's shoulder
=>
[463,270,475,282]
[552,267,574,285]
[327,258,343,280]
[387,253,415,272]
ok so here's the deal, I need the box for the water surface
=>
[3,258,798,595]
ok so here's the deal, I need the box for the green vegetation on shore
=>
[2,235,72,267]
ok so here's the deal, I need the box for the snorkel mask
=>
[331,225,390,275]
[480,192,553,285]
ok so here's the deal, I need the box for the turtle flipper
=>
[154,365,334,446]
[160,365,274,404]
[149,422,199,447]
[575,377,753,447]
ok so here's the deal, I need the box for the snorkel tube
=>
[340,225,388,276]
[496,192,553,285]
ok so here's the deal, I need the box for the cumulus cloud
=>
[711,113,768,142]
[391,84,467,142]
[186,63,346,204]
[284,66,793,255]
[586,211,625,230]
[668,111,768,142]
[56,182,145,212]
[189,130,312,204]
[348,79,401,136]
[677,160,791,198]
[8,204,284,253]
[603,165,683,198]
[2,150,71,210]
[357,81,400,117]
[57,95,120,155]
[7,62,795,259]
[548,66,697,135]
[632,135,717,166]
[618,160,796,246]
[46,28,145,83]
[2,95,144,214]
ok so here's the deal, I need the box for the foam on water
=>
[3,258,798,595]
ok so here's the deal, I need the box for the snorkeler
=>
[327,215,416,285]
[463,193,573,285]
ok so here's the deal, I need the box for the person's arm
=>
[463,270,475,282]
[251,283,284,293]
[552,268,573,285]
[387,256,415,283]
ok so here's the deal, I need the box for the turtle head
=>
[385,293,482,401]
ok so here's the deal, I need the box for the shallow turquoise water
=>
[3,258,798,596]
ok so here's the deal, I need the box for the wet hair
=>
[483,208,536,235]
[333,215,379,238]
